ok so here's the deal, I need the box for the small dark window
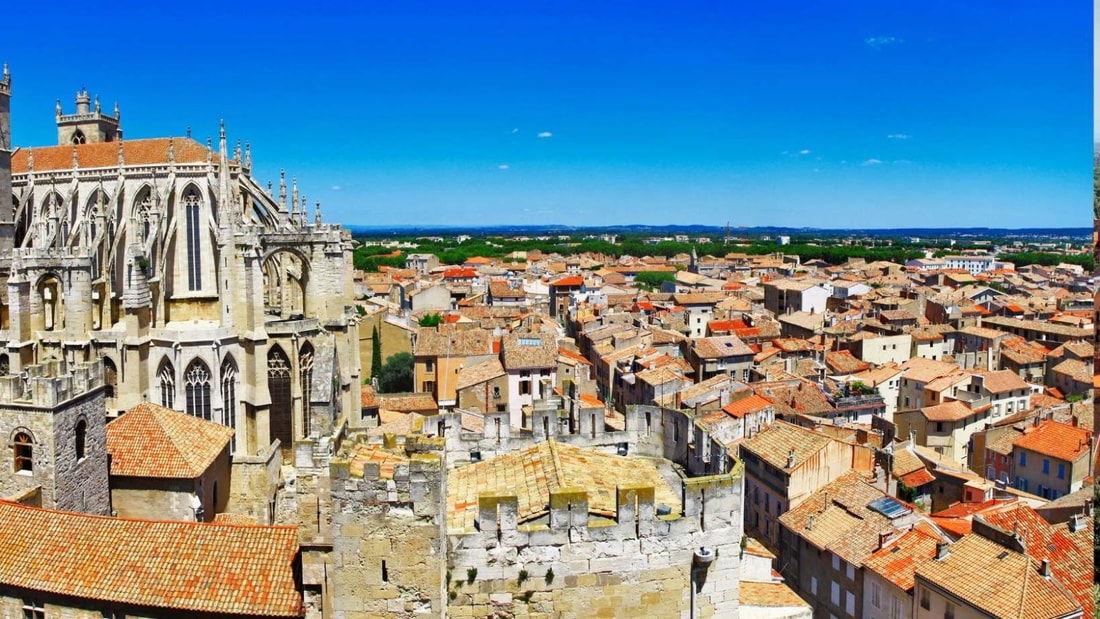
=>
[75,419,87,460]
[13,432,32,472]
[382,560,388,582]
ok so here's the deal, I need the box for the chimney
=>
[878,531,892,550]
[934,541,949,561]
[807,515,814,531]
[1039,559,1052,579]
[786,449,796,469]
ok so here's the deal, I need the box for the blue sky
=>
[2,1,1092,228]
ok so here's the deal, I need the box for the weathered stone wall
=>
[227,439,281,524]
[328,450,446,619]
[111,477,196,521]
[0,362,109,515]
[445,474,742,619]
[50,389,110,515]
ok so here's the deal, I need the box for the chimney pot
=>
[934,541,949,561]
[1039,559,1052,578]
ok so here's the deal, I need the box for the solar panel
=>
[867,496,913,519]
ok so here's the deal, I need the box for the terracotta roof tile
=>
[1013,420,1091,462]
[106,403,233,478]
[722,394,774,419]
[739,581,811,608]
[12,137,219,173]
[0,501,301,616]
[915,534,1081,619]
[862,528,941,591]
[740,421,833,470]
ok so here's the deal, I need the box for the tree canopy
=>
[377,352,414,393]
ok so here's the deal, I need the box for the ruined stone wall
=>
[445,474,742,619]
[328,450,446,619]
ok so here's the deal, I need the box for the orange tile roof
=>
[862,528,941,591]
[980,504,1094,617]
[898,468,936,488]
[550,275,584,287]
[915,534,1081,619]
[722,394,774,419]
[1013,420,1091,463]
[0,501,301,616]
[106,402,233,479]
[919,400,975,422]
[12,137,219,173]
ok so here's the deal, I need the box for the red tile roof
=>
[0,501,302,616]
[106,403,233,478]
[862,528,941,591]
[12,137,219,173]
[1013,420,1092,463]
[980,504,1093,617]
[898,468,936,488]
[722,394,774,419]
[550,275,584,287]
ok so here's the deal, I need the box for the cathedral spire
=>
[55,99,62,118]
[300,195,307,227]
[167,137,175,164]
[291,177,299,217]
[315,201,322,225]
[244,142,252,169]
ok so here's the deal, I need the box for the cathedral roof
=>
[11,137,223,173]
[105,402,234,479]
[0,501,302,616]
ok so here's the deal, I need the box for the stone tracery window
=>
[158,360,175,409]
[221,357,238,453]
[185,359,212,421]
[183,187,202,291]
[299,343,314,437]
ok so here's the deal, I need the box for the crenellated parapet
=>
[0,359,103,408]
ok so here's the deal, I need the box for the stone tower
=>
[56,89,121,145]
[0,63,12,255]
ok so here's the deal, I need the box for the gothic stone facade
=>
[0,68,361,473]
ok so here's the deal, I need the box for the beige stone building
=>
[0,70,361,480]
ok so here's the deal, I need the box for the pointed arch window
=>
[71,130,86,145]
[183,187,202,291]
[103,357,117,400]
[221,357,239,454]
[299,343,314,437]
[185,359,212,421]
[158,360,175,409]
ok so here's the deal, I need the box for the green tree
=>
[377,352,414,393]
[418,313,443,327]
[370,325,383,380]
[633,271,677,291]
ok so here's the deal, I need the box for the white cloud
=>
[862,158,883,166]
[538,131,553,138]
[887,133,911,140]
[865,36,905,50]
[498,164,510,170]
[331,185,341,191]
[798,149,811,155]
